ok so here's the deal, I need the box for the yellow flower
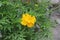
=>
[21,13,36,28]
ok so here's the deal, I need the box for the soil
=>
[51,12,60,40]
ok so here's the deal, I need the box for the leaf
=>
[0,1,2,7]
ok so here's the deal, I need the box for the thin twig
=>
[51,5,60,11]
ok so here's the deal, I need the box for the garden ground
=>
[51,11,60,40]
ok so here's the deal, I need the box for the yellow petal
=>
[27,23,34,28]
[21,21,27,26]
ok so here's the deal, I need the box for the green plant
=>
[0,0,52,40]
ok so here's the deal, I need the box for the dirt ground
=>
[51,11,60,40]
[53,25,60,40]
